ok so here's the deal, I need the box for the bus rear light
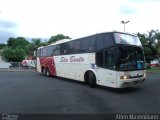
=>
[120,75,128,80]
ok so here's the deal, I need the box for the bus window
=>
[41,47,47,57]
[61,43,70,55]
[47,46,53,56]
[69,40,80,53]
[96,51,104,67]
[53,45,60,55]
[96,33,114,50]
[80,36,95,52]
[104,48,116,69]
[96,47,116,69]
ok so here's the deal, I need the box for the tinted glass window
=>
[96,33,114,50]
[39,49,42,57]
[53,45,60,55]
[44,47,48,56]
[96,51,103,67]
[80,36,95,52]
[69,40,80,53]
[104,48,116,69]
[47,46,53,56]
[61,43,70,54]
[96,47,116,69]
[41,48,44,56]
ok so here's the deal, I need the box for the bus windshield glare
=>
[114,33,142,46]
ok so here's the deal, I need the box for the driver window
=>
[104,48,115,68]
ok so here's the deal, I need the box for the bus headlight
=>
[120,75,129,80]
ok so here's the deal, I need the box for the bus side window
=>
[104,48,116,69]
[53,45,60,56]
[96,51,104,67]
[61,43,70,55]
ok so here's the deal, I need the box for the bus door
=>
[96,47,117,87]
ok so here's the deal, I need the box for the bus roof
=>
[37,31,137,49]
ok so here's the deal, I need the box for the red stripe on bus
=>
[40,57,56,76]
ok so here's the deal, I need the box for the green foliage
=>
[0,43,7,50]
[7,37,29,49]
[143,47,154,63]
[40,42,48,46]
[137,33,148,45]
[1,37,30,62]
[137,29,160,62]
[150,45,157,57]
[157,47,160,56]
[32,38,41,48]
[7,38,16,47]
[1,47,26,62]
[26,43,35,56]
[48,34,70,44]
[143,47,152,57]
[31,38,48,49]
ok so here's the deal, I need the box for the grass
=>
[147,67,160,73]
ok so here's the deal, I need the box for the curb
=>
[0,69,37,72]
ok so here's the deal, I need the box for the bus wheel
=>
[42,67,45,75]
[45,68,50,77]
[89,72,96,88]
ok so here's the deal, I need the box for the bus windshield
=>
[117,45,145,71]
[114,33,142,46]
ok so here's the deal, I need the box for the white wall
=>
[0,63,10,68]
[0,56,10,68]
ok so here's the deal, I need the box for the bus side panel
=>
[96,68,117,88]
[54,53,95,81]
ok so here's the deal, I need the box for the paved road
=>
[0,71,159,114]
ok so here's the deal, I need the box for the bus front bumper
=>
[117,77,146,88]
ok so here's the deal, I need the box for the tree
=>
[7,38,16,48]
[1,47,26,62]
[143,46,152,57]
[137,33,148,46]
[145,30,157,47]
[48,34,70,44]
[0,43,7,50]
[143,47,154,63]
[2,37,30,62]
[157,47,160,57]
[7,37,29,48]
[138,30,159,59]
[14,37,29,46]
[32,38,41,49]
[26,43,35,56]
[154,30,160,57]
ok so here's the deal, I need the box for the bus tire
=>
[41,67,45,75]
[89,72,96,88]
[45,68,50,77]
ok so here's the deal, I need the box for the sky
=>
[0,0,160,43]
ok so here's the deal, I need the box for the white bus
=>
[37,32,146,88]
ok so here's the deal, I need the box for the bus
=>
[37,32,146,88]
